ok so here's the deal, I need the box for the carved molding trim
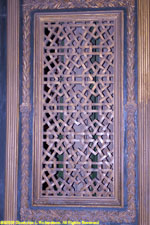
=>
[5,0,20,221]
[33,11,124,207]
[20,0,137,223]
[138,0,150,224]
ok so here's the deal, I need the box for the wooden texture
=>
[20,0,136,223]
[5,0,19,221]
[7,0,150,224]
[138,0,150,224]
[33,11,124,207]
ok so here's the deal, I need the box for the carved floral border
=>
[20,0,137,223]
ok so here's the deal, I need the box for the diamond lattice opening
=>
[42,20,114,198]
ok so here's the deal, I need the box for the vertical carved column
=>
[138,0,150,224]
[5,0,19,221]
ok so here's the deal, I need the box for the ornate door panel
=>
[2,0,150,224]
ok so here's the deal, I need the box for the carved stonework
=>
[20,0,136,223]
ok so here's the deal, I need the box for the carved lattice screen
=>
[33,11,124,207]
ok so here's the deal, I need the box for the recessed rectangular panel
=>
[33,11,124,207]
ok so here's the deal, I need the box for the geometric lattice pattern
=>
[42,19,115,198]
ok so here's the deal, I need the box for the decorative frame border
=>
[20,0,136,223]
[5,0,19,221]
[4,0,150,224]
[33,11,124,208]
[138,0,150,224]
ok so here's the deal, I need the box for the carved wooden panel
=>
[19,0,137,223]
[5,0,150,224]
[33,11,123,207]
